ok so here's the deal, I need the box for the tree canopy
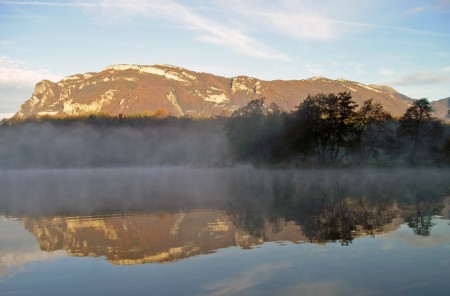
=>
[225,94,449,167]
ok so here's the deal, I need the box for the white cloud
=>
[443,66,450,73]
[379,67,396,77]
[344,62,364,74]
[437,52,450,58]
[406,1,450,14]
[95,0,288,60]
[0,113,14,119]
[0,56,61,87]
[388,71,450,86]
[257,12,337,40]
[212,1,350,41]
[408,6,428,14]
[0,1,100,7]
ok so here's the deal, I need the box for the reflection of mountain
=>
[5,168,449,264]
[21,206,404,265]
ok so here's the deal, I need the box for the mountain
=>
[14,64,421,119]
[431,97,450,120]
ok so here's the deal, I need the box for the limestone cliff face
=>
[14,64,419,119]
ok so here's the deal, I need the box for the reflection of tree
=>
[403,201,443,236]
[407,215,434,236]
[227,169,449,245]
[288,197,397,246]
[229,209,266,238]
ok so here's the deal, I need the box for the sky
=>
[1,0,450,117]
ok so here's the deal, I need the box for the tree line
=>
[226,92,450,167]
[2,92,449,168]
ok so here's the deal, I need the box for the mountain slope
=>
[431,97,450,120]
[14,64,419,119]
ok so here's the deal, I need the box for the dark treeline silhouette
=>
[226,93,450,167]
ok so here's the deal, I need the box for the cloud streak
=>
[408,0,450,14]
[0,56,61,87]
[94,0,287,60]
[388,71,450,86]
[0,0,100,7]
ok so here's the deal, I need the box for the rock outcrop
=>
[15,64,421,119]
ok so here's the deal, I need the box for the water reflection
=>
[8,196,448,265]
[0,167,449,265]
[19,211,299,265]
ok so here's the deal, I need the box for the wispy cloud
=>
[0,113,14,119]
[256,11,338,40]
[437,51,450,58]
[379,67,396,77]
[94,0,288,60]
[0,56,61,87]
[0,0,100,7]
[2,2,288,60]
[214,0,447,43]
[388,71,450,86]
[408,0,450,14]
[213,1,349,41]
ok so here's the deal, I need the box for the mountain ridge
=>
[13,64,444,120]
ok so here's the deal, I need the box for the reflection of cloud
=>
[381,242,395,250]
[0,250,63,278]
[202,262,292,296]
[282,280,367,296]
[0,216,64,278]
[380,219,450,248]
[387,72,450,86]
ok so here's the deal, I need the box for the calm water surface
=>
[1,167,449,295]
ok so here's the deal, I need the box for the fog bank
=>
[0,121,232,168]
[1,167,449,216]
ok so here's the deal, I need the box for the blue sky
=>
[1,0,450,116]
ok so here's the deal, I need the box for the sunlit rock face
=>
[14,64,418,119]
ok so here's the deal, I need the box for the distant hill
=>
[431,97,450,120]
[14,64,438,119]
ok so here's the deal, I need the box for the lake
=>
[1,167,449,295]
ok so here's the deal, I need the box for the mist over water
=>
[1,167,449,217]
[1,165,449,295]
[0,121,232,169]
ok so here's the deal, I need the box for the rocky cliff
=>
[15,64,418,119]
